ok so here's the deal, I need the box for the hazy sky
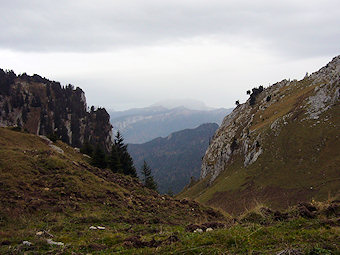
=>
[0,0,339,110]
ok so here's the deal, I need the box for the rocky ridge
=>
[201,56,340,184]
[0,70,112,151]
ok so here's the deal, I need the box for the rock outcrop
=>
[201,56,340,184]
[0,70,112,151]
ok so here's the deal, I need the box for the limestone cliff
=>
[201,56,340,183]
[0,70,112,151]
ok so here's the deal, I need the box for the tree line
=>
[81,131,157,191]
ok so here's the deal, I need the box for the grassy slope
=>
[179,77,340,215]
[0,128,339,254]
[0,127,227,254]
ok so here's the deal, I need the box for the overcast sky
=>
[0,0,339,110]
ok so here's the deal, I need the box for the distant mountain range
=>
[109,104,232,144]
[128,123,219,194]
[150,99,215,111]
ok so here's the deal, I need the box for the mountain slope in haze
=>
[109,105,231,144]
[0,70,113,151]
[179,56,340,215]
[128,123,219,194]
[151,99,214,111]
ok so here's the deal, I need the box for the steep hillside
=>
[0,70,112,151]
[109,106,231,143]
[1,127,339,254]
[179,56,340,215]
[0,127,227,253]
[128,123,219,194]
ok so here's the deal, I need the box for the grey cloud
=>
[0,0,339,57]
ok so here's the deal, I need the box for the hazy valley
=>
[128,123,219,194]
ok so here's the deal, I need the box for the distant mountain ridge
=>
[151,99,214,111]
[109,105,231,144]
[128,123,219,194]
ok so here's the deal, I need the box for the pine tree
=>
[91,144,107,169]
[114,131,127,151]
[60,124,69,144]
[108,144,123,173]
[121,150,137,177]
[80,141,93,156]
[141,160,157,191]
[113,131,137,177]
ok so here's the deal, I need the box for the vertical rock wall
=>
[0,70,112,151]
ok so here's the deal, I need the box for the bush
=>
[248,86,264,106]
[10,126,22,132]
[47,133,59,143]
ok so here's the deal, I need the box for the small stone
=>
[23,240,32,246]
[206,228,213,232]
[72,161,80,166]
[47,239,64,246]
[49,144,64,154]
[39,135,53,145]
[194,228,203,233]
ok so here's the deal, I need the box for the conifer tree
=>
[91,144,107,169]
[121,150,137,177]
[141,160,157,191]
[108,144,123,173]
[80,141,93,156]
[114,131,126,151]
[112,131,137,177]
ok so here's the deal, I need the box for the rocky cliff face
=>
[201,56,340,184]
[0,70,112,151]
